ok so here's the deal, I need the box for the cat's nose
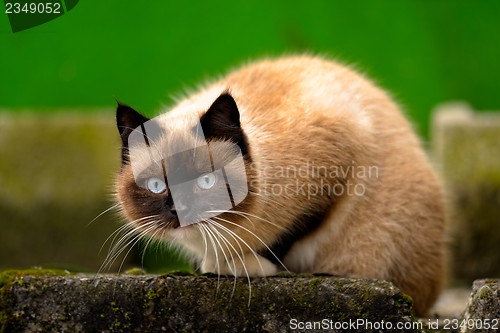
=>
[170,201,189,216]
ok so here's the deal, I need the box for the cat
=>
[114,55,446,316]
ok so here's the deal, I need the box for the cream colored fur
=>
[116,55,446,316]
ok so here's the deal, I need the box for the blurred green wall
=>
[1,0,500,273]
[1,0,500,138]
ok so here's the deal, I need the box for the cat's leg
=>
[312,216,442,316]
[285,206,395,280]
[312,218,395,280]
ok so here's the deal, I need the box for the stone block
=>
[0,270,422,333]
[460,279,500,333]
[432,103,500,285]
[0,111,124,271]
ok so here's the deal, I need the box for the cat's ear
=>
[200,93,248,154]
[116,102,150,148]
[202,93,241,128]
[116,102,150,165]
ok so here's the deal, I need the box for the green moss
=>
[146,288,159,300]
[308,278,320,289]
[395,293,414,308]
[477,285,493,299]
[0,268,71,332]
[124,268,146,275]
[0,268,70,287]
[110,301,119,313]
[107,302,135,331]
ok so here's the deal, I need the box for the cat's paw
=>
[229,254,278,277]
[201,254,277,277]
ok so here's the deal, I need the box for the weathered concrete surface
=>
[0,112,124,271]
[0,271,422,333]
[432,103,500,285]
[460,279,500,333]
[0,111,189,272]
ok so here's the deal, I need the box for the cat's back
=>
[171,55,410,139]
[217,56,413,141]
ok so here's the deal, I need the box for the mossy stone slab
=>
[0,271,422,333]
[460,279,500,333]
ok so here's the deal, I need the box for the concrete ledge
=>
[432,103,500,285]
[0,271,421,333]
[433,102,500,187]
[461,279,500,333]
[0,111,125,272]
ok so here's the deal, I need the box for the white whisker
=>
[104,219,158,266]
[87,203,122,227]
[203,223,233,275]
[199,223,222,294]
[207,221,253,306]
[98,218,159,274]
[140,226,164,267]
[99,215,159,256]
[195,224,209,272]
[209,220,265,277]
[212,216,289,273]
[208,209,285,232]
[206,223,239,295]
[116,223,159,274]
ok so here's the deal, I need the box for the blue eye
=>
[146,177,167,194]
[197,173,216,190]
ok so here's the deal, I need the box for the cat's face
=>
[115,93,256,240]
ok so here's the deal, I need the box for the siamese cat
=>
[114,55,446,315]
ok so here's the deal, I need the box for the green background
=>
[1,0,500,272]
[1,0,500,137]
